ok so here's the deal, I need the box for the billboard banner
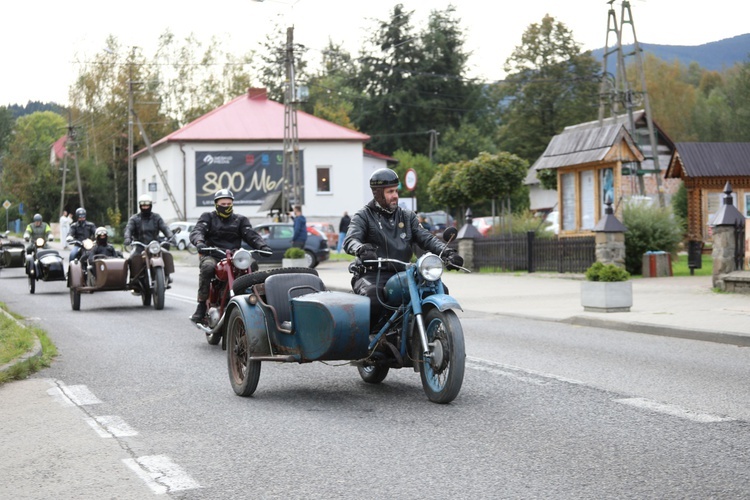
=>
[194,150,304,207]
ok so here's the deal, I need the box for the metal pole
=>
[128,61,135,216]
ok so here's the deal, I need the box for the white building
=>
[133,88,395,223]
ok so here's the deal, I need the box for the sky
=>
[2,0,748,107]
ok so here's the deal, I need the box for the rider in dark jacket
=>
[123,195,175,287]
[344,168,464,328]
[188,189,271,322]
[68,207,97,262]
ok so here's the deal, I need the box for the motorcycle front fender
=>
[148,255,164,268]
[421,293,462,313]
[225,297,272,355]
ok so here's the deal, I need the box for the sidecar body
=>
[30,249,66,281]
[1,242,26,269]
[229,272,371,362]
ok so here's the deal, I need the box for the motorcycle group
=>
[2,169,470,403]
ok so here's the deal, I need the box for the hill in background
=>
[591,33,750,74]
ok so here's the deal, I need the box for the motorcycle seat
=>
[36,249,59,259]
[264,273,325,330]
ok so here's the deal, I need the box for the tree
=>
[391,149,439,212]
[435,120,498,164]
[491,15,600,163]
[2,111,67,221]
[427,161,472,216]
[304,40,359,130]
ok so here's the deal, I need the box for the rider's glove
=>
[444,249,464,269]
[357,243,377,263]
[196,242,207,253]
[123,238,132,246]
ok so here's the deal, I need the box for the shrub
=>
[585,262,630,282]
[622,202,683,275]
[284,247,305,259]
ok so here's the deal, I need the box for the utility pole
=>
[127,58,135,216]
[59,112,84,213]
[598,0,665,207]
[282,26,302,221]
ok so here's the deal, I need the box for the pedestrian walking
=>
[60,210,71,248]
[290,205,307,249]
[336,211,350,253]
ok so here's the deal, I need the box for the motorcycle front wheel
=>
[70,287,81,311]
[418,309,465,404]
[153,267,165,310]
[28,270,35,294]
[227,307,261,397]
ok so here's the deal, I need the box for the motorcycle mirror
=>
[443,227,458,244]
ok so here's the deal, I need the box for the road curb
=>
[0,308,43,375]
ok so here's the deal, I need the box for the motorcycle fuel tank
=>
[215,259,229,281]
[290,291,370,361]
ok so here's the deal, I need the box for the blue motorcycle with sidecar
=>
[223,228,468,404]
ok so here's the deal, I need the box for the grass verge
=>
[0,303,57,385]
[672,254,713,277]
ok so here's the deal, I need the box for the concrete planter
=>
[581,281,632,312]
[282,258,307,268]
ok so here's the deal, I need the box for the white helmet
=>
[138,194,153,207]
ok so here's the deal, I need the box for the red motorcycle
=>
[193,247,271,345]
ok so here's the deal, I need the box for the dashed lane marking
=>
[123,455,201,494]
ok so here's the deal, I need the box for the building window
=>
[317,167,331,193]
[744,193,750,218]
[580,170,595,230]
[561,173,576,231]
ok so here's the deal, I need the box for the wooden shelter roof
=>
[666,142,750,178]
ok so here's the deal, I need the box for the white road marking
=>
[167,292,200,304]
[123,455,201,494]
[47,384,102,406]
[467,356,584,385]
[614,397,735,423]
[84,416,139,438]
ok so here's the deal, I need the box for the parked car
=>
[169,222,196,250]
[309,222,338,249]
[422,211,455,235]
[244,222,330,268]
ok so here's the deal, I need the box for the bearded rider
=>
[344,168,464,329]
[188,189,271,322]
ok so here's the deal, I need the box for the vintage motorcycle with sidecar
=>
[67,238,149,311]
[223,228,469,404]
[192,246,309,346]
[0,231,27,274]
[26,236,66,293]
[126,237,175,310]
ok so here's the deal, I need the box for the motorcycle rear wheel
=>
[28,271,35,294]
[70,287,81,311]
[418,309,465,404]
[227,307,261,397]
[141,284,152,306]
[153,267,165,310]
[357,364,390,384]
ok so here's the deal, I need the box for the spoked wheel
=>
[227,307,261,397]
[357,364,390,384]
[418,309,465,404]
[70,287,81,311]
[28,270,35,294]
[153,267,165,310]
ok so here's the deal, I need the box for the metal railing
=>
[473,232,595,273]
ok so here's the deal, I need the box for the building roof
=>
[529,123,643,172]
[50,135,67,164]
[666,142,750,178]
[134,88,370,158]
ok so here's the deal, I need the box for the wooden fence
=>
[473,232,595,273]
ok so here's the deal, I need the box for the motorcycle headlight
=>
[83,239,94,250]
[147,240,161,255]
[233,248,252,270]
[35,237,45,248]
[417,253,443,282]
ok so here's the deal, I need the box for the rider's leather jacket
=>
[344,200,446,273]
[68,220,97,241]
[189,211,266,251]
[124,212,172,244]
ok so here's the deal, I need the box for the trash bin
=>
[642,251,672,277]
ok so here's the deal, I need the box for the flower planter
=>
[282,258,307,269]
[580,281,632,312]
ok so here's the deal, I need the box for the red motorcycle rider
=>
[189,189,271,322]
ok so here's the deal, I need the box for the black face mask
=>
[216,204,233,218]
[140,206,152,216]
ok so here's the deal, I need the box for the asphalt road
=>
[1,257,749,499]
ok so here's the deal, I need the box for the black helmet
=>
[75,207,86,219]
[214,189,234,201]
[33,213,42,223]
[369,169,399,189]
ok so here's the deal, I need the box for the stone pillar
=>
[710,182,745,290]
[593,195,627,269]
[457,207,482,271]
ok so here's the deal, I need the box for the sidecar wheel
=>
[357,364,390,384]
[70,287,81,311]
[418,309,465,404]
[153,267,165,310]
[232,267,318,296]
[227,307,261,397]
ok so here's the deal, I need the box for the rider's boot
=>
[191,302,207,323]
